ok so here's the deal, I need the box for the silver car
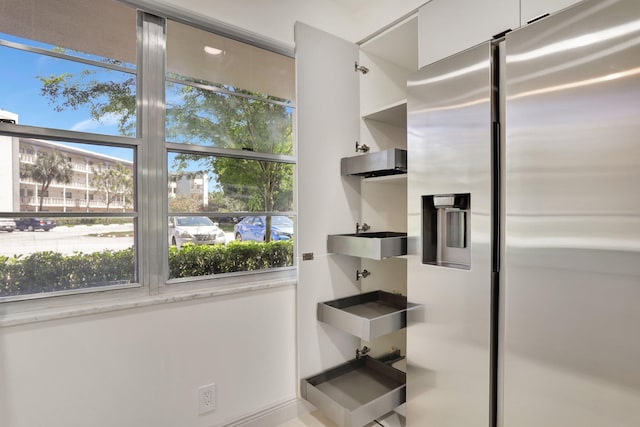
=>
[0,218,16,232]
[168,216,226,249]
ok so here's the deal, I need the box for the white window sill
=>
[0,276,297,327]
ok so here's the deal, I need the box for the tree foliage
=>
[39,68,294,241]
[167,85,293,207]
[90,162,133,211]
[167,85,294,241]
[20,150,73,211]
[169,194,203,213]
[39,72,136,136]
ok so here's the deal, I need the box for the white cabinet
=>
[418,0,519,67]
[357,16,416,360]
[296,22,362,381]
[521,0,583,25]
[296,15,416,427]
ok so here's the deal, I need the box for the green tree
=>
[20,150,73,212]
[40,72,294,242]
[39,72,136,136]
[90,163,133,212]
[169,194,203,212]
[168,85,293,241]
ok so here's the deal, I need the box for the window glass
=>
[166,81,293,154]
[165,20,294,155]
[168,214,294,280]
[0,216,136,299]
[0,0,136,135]
[0,45,136,135]
[166,20,294,102]
[1,6,296,303]
[168,152,293,214]
[0,136,136,300]
[0,0,135,65]
[8,139,135,213]
[165,21,296,282]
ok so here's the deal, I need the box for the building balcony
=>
[20,197,127,211]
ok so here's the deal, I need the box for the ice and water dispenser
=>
[422,193,470,270]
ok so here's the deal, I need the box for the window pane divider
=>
[0,213,137,219]
[168,211,295,217]
[139,12,168,294]
[0,39,136,74]
[0,122,140,147]
[166,76,294,108]
[165,142,296,164]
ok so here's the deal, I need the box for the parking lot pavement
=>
[0,224,237,257]
[0,224,134,257]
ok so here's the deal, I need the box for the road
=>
[0,224,236,257]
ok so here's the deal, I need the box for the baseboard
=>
[222,397,313,427]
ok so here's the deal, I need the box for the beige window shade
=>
[0,0,136,64]
[167,20,295,102]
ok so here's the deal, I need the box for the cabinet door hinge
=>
[354,61,369,74]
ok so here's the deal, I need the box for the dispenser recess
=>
[422,193,470,270]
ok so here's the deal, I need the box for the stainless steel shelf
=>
[340,148,407,178]
[318,291,418,341]
[301,356,406,427]
[327,232,407,259]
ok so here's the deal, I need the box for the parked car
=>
[168,216,226,249]
[234,216,294,242]
[15,218,56,231]
[0,218,16,232]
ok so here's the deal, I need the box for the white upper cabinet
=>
[521,0,583,25]
[418,0,519,68]
[359,15,418,119]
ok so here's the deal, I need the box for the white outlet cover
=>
[198,383,216,414]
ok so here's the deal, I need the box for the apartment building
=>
[17,137,134,213]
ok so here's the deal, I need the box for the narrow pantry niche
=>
[296,13,419,427]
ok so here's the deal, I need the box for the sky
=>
[0,33,135,162]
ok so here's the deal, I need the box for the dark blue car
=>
[234,216,293,242]
[15,218,57,231]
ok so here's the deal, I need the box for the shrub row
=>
[0,248,136,297]
[168,240,293,279]
[0,241,293,297]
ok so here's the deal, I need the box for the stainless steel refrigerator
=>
[406,0,640,426]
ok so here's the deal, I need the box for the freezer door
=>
[504,1,640,426]
[407,42,495,426]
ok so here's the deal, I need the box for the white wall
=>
[0,286,296,427]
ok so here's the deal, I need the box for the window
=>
[0,1,296,303]
[165,20,295,281]
[0,0,137,301]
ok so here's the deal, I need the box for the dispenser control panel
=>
[422,193,470,270]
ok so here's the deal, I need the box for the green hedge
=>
[0,241,293,297]
[168,240,293,279]
[0,248,135,297]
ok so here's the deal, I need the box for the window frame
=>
[0,5,297,315]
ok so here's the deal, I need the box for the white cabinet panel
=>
[295,22,362,380]
[418,0,519,67]
[521,0,583,25]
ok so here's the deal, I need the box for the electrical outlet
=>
[198,383,216,414]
